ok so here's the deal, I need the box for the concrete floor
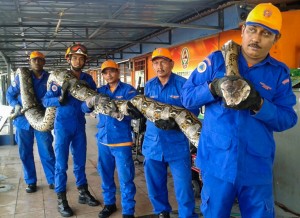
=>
[0,116,298,218]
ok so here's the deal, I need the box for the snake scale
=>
[220,40,250,106]
[17,68,56,131]
[15,40,243,148]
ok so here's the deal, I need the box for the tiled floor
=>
[0,116,193,218]
[0,116,298,218]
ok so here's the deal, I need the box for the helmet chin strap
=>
[69,60,85,72]
[71,64,85,72]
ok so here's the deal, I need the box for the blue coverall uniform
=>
[42,72,96,193]
[6,70,55,186]
[181,50,298,218]
[82,81,137,215]
[143,73,198,218]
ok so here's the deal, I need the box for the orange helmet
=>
[101,60,118,71]
[246,3,282,34]
[65,44,88,59]
[30,51,45,59]
[152,48,172,61]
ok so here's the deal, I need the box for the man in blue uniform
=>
[43,44,102,217]
[6,51,55,193]
[82,60,142,218]
[181,3,298,218]
[142,48,198,218]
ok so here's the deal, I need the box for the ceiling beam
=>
[20,14,222,30]
[0,48,110,52]
[94,18,221,30]
[0,36,171,45]
[0,24,156,29]
[0,51,9,65]
[14,0,28,54]
[89,1,130,39]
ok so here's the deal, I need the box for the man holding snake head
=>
[6,51,56,193]
[43,44,106,217]
[181,3,297,217]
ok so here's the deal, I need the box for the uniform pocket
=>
[165,130,186,143]
[201,130,232,166]
[245,140,273,175]
[246,140,272,158]
[144,131,158,142]
[205,131,232,150]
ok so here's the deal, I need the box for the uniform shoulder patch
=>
[51,84,58,92]
[12,81,16,87]
[197,61,207,73]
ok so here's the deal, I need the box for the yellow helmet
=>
[246,3,282,34]
[30,51,45,59]
[101,60,118,71]
[151,48,172,61]
[65,44,88,59]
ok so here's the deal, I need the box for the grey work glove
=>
[10,104,22,120]
[14,104,22,115]
[228,80,262,111]
[127,101,144,119]
[155,117,180,131]
[58,81,69,105]
[104,100,124,121]
[210,77,225,97]
[85,94,110,108]
[210,76,240,98]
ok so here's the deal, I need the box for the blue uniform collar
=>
[79,71,86,80]
[240,53,279,68]
[30,70,47,79]
[104,80,122,91]
[154,72,175,87]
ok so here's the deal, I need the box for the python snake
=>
[15,68,56,131]
[220,40,250,106]
[103,96,202,147]
[14,40,242,147]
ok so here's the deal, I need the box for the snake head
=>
[220,76,250,106]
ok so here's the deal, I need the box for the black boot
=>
[158,212,170,218]
[123,215,134,218]
[78,184,100,206]
[57,192,73,217]
[26,183,37,193]
[98,204,117,218]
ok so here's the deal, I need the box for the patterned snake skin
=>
[14,68,201,146]
[14,40,243,147]
[106,96,202,147]
[16,68,56,131]
[220,40,250,106]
